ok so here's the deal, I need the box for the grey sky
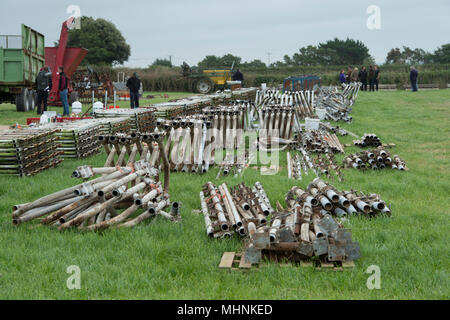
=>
[1,0,449,67]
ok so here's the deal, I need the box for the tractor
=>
[181,62,235,94]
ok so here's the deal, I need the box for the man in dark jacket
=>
[358,66,368,91]
[126,72,141,109]
[35,66,52,115]
[232,68,244,82]
[410,66,418,92]
[368,66,375,92]
[374,65,380,91]
[58,66,70,116]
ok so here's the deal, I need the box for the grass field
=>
[0,91,194,127]
[0,90,449,299]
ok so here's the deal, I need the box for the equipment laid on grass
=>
[353,133,382,147]
[0,128,62,176]
[287,151,342,182]
[200,181,272,239]
[290,129,344,153]
[314,83,361,122]
[286,178,391,217]
[343,147,408,171]
[12,131,178,230]
[93,107,156,133]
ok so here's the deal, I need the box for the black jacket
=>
[35,71,52,91]
[127,76,141,93]
[232,70,244,82]
[358,70,368,81]
[410,69,418,82]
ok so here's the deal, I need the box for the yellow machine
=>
[181,62,235,94]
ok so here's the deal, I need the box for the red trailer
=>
[45,17,87,106]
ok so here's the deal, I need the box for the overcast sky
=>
[1,0,449,67]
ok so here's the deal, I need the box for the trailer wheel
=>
[16,88,30,112]
[69,91,79,105]
[28,90,36,111]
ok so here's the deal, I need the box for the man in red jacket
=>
[58,66,70,116]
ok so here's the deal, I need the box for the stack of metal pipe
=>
[353,133,382,147]
[343,147,407,170]
[285,178,391,218]
[244,207,361,264]
[0,128,63,176]
[241,182,362,265]
[290,129,344,153]
[258,106,297,139]
[287,151,342,182]
[319,122,358,138]
[12,133,177,230]
[315,84,359,122]
[200,181,272,239]
[94,107,156,132]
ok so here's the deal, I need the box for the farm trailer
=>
[0,24,45,112]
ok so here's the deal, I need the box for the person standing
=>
[351,67,359,83]
[126,72,141,109]
[339,69,346,84]
[35,66,52,115]
[368,66,375,92]
[232,68,244,82]
[358,66,368,91]
[374,65,380,91]
[410,66,418,92]
[58,66,70,116]
[346,66,353,84]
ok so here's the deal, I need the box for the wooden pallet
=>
[219,252,355,271]
[219,252,254,271]
[314,260,355,271]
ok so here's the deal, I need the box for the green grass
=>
[0,90,449,299]
[0,91,194,126]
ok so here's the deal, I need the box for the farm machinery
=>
[181,62,235,94]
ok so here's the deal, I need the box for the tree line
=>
[66,16,449,68]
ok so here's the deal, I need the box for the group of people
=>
[340,65,420,92]
[35,66,70,116]
[339,65,380,91]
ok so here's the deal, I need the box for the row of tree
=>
[386,45,450,65]
[66,16,449,67]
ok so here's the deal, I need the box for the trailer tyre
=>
[28,90,36,111]
[69,91,79,105]
[16,88,30,112]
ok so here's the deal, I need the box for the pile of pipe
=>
[287,151,342,182]
[94,107,156,132]
[257,106,297,140]
[157,117,215,173]
[314,84,360,122]
[241,183,362,265]
[255,89,315,121]
[0,128,62,176]
[290,129,344,153]
[319,122,358,138]
[200,181,273,239]
[286,178,391,218]
[353,133,382,147]
[343,147,407,171]
[34,118,133,158]
[12,160,179,230]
